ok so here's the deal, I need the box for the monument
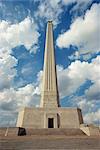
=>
[0,22,99,150]
[16,21,84,129]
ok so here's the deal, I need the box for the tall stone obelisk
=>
[40,21,60,108]
[17,21,84,129]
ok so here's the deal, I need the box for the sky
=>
[0,0,100,127]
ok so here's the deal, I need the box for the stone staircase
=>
[0,127,7,136]
[0,135,100,150]
[26,128,86,136]
[0,127,26,136]
[0,127,86,136]
[0,128,100,149]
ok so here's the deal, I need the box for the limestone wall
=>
[16,108,25,127]
[58,108,83,128]
[21,108,44,128]
[17,107,83,129]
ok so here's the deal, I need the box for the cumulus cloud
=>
[76,96,100,124]
[84,109,100,124]
[57,56,100,99]
[0,1,29,23]
[57,3,100,54]
[0,16,40,91]
[0,17,40,54]
[0,83,40,126]
[34,0,93,26]
[85,81,100,100]
[0,4,40,126]
[77,98,95,112]
[0,111,17,127]
[0,68,43,126]
[62,0,93,7]
[34,0,62,26]
[0,55,18,90]
[57,63,87,98]
[63,0,93,18]
[0,83,41,111]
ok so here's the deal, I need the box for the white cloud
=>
[63,0,93,18]
[0,17,40,90]
[68,51,80,60]
[0,68,42,114]
[0,1,28,24]
[21,63,33,77]
[66,95,100,124]
[77,98,95,113]
[68,51,93,61]
[0,17,40,54]
[76,97,100,124]
[85,81,100,100]
[0,55,18,90]
[0,111,17,127]
[62,0,92,5]
[0,84,40,112]
[34,0,62,26]
[34,0,93,26]
[84,109,100,124]
[57,62,87,98]
[57,3,100,54]
[0,70,41,126]
[0,84,38,127]
[57,56,100,98]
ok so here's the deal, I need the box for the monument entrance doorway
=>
[48,118,54,128]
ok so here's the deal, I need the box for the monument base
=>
[80,124,100,136]
[0,127,26,136]
[16,107,83,129]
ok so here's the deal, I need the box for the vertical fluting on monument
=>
[40,21,60,108]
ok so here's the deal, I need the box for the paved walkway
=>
[0,135,100,150]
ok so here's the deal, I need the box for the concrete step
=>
[0,127,26,136]
[0,128,7,136]
[26,128,86,136]
[0,136,100,150]
[0,128,86,136]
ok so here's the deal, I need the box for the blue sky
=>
[0,0,100,126]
